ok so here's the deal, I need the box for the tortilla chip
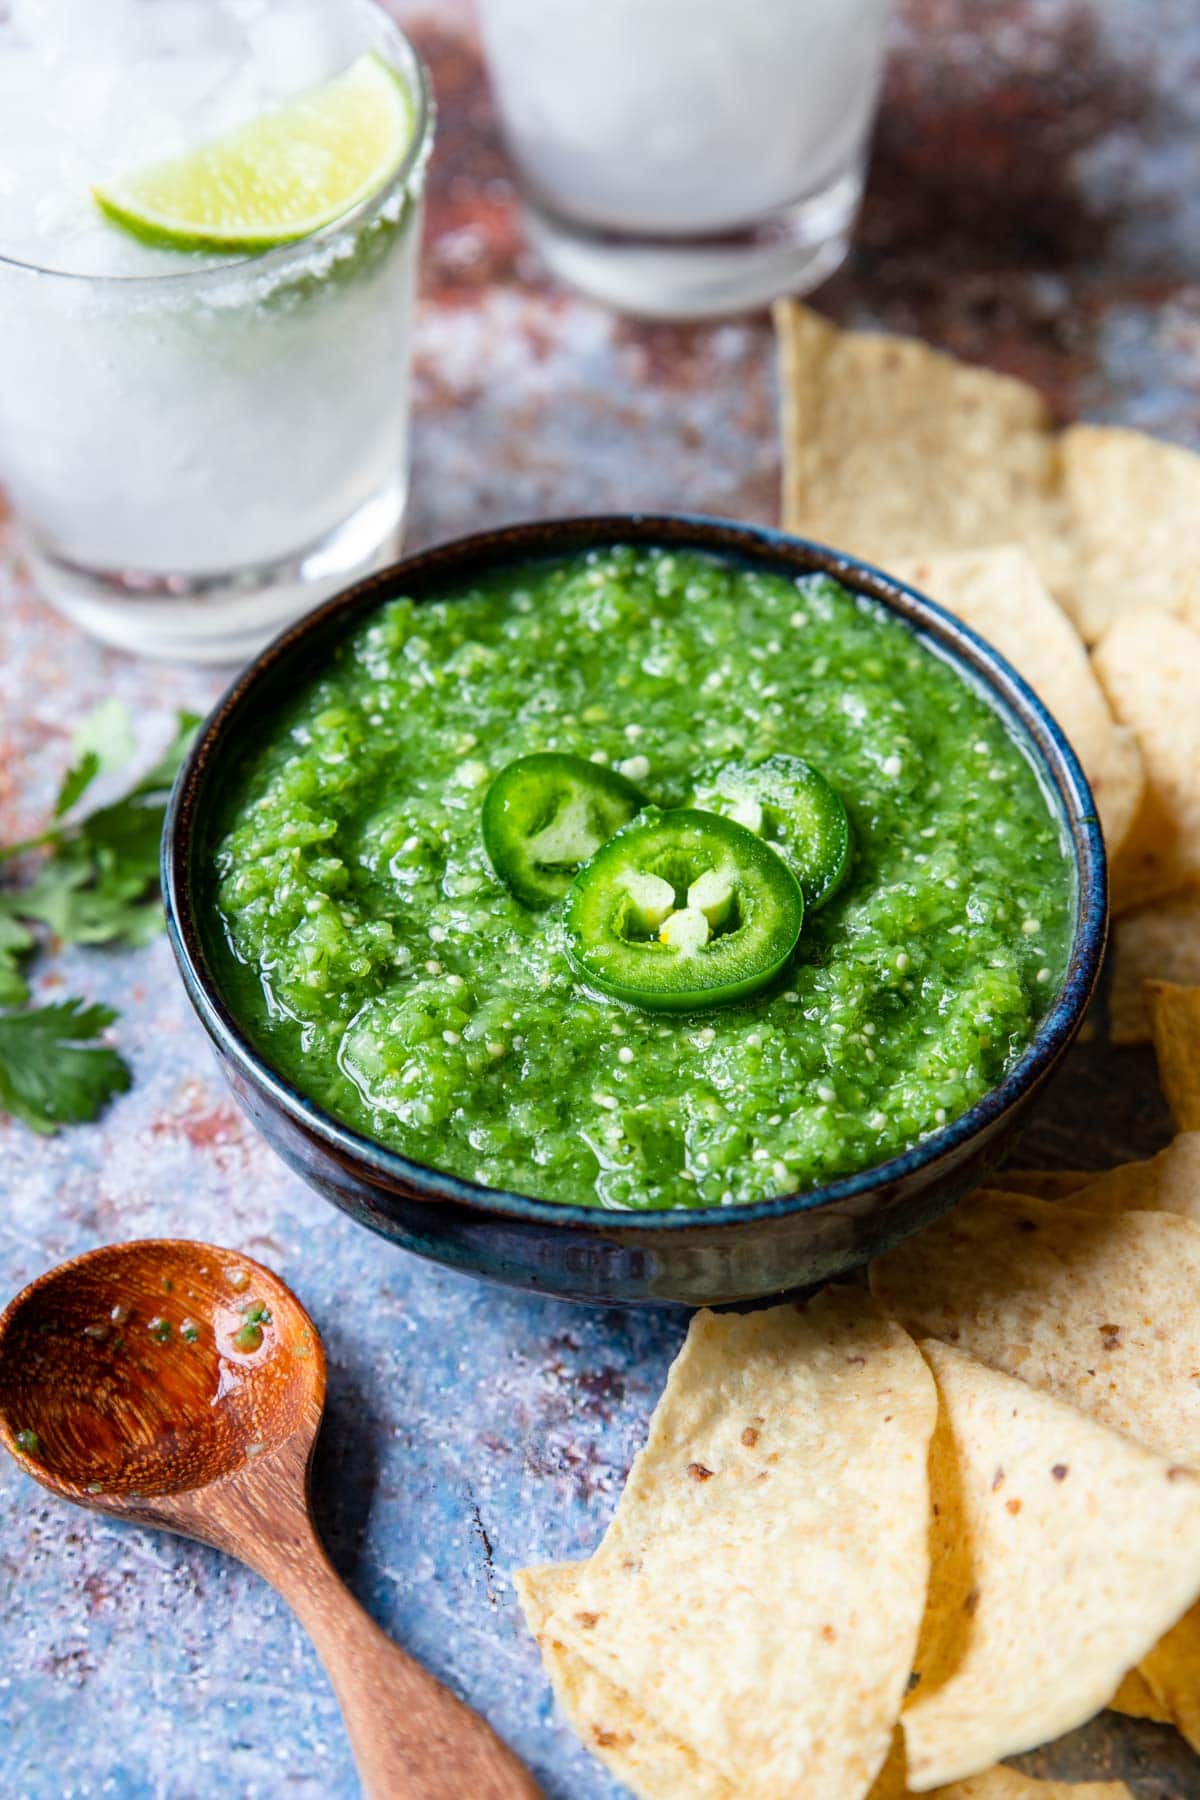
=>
[1093,611,1200,902]
[871,1189,1200,1466]
[890,546,1142,858]
[1138,1611,1200,1752]
[520,1577,1138,1800]
[1109,1667,1171,1723]
[515,1562,733,1800]
[1062,1133,1200,1223]
[540,1290,937,1800]
[775,303,1200,645]
[868,1733,1132,1800]
[899,1341,1200,1789]
[872,1191,1200,1755]
[1106,773,1190,917]
[933,1777,1129,1800]
[775,304,1065,575]
[991,1169,1094,1199]
[861,1735,907,1800]
[1145,982,1200,1132]
[1059,425,1200,644]
[1057,1123,1200,1742]
[1094,729,1152,902]
[1109,894,1200,1044]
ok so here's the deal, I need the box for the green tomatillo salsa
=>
[209,546,1074,1211]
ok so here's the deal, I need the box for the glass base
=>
[522,169,863,320]
[27,477,407,665]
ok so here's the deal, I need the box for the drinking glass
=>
[476,0,892,319]
[0,0,433,662]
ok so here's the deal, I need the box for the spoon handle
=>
[269,1531,542,1800]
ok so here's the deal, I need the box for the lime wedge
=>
[94,53,414,252]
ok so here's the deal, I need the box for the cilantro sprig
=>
[0,1000,132,1134]
[0,703,199,1132]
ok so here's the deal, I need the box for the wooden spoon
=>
[0,1239,540,1800]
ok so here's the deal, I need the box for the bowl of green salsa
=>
[164,516,1105,1305]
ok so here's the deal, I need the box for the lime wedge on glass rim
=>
[93,53,414,252]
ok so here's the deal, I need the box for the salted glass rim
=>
[0,0,433,289]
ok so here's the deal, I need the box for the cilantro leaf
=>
[2,708,201,951]
[0,706,201,1131]
[54,750,101,820]
[78,796,165,896]
[0,906,33,1007]
[54,699,138,819]
[73,698,139,775]
[0,998,130,1133]
[131,710,202,798]
[15,853,151,946]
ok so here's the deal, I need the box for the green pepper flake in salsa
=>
[210,547,1074,1211]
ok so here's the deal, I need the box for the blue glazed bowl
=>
[163,515,1107,1308]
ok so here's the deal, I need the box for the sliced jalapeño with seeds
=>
[482,751,646,910]
[564,807,804,1012]
[691,753,851,910]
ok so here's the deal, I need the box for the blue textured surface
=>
[1,0,1198,1794]
[0,933,682,1800]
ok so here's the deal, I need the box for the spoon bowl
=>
[0,1239,322,1504]
[0,1240,539,1800]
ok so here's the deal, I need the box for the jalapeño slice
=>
[564,807,804,1012]
[691,753,851,909]
[482,752,646,910]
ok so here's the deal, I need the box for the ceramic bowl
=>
[163,515,1106,1307]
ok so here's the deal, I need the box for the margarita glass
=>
[0,0,433,662]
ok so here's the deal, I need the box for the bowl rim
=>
[163,513,1108,1234]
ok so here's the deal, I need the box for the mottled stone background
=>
[2,1,1198,1795]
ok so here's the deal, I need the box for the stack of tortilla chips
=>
[772,303,1200,1039]
[518,986,1200,1797]
[518,311,1200,1793]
